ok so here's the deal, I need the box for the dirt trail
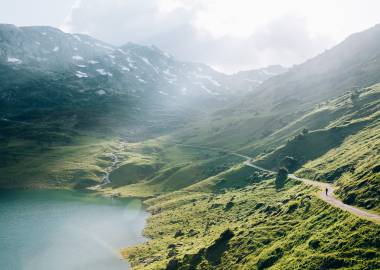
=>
[289,174,380,223]
[175,143,380,223]
[241,154,380,223]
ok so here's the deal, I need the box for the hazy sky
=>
[1,0,380,73]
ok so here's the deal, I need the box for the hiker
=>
[325,188,328,196]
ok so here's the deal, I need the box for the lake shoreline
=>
[0,188,150,270]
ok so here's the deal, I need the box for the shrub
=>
[286,201,299,214]
[302,128,309,135]
[224,201,234,211]
[257,247,284,270]
[280,156,298,172]
[166,259,180,270]
[309,239,320,249]
[350,90,360,105]
[275,167,288,189]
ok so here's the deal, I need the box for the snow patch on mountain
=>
[72,55,84,61]
[194,73,221,87]
[120,65,130,72]
[195,82,219,95]
[163,69,178,84]
[7,57,22,64]
[244,78,262,84]
[73,35,82,42]
[95,43,114,51]
[136,75,146,83]
[142,57,159,74]
[96,69,113,77]
[75,71,88,78]
[96,90,106,95]
[158,91,169,96]
[127,57,137,69]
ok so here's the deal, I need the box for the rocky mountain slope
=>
[0,24,286,136]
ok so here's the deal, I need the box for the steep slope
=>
[60,24,380,215]
[251,84,380,213]
[227,65,288,92]
[1,22,380,270]
[123,178,380,270]
[0,24,228,134]
[170,24,380,153]
[0,24,286,132]
[247,23,380,111]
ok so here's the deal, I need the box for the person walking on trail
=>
[325,188,328,196]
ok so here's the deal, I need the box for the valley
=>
[0,22,379,270]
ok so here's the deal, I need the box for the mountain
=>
[1,22,380,270]
[117,25,380,270]
[0,24,286,137]
[96,23,380,213]
[0,24,284,188]
[170,24,380,152]
[246,23,380,111]
[228,65,288,91]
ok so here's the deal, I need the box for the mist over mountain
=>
[0,24,287,137]
[0,21,380,270]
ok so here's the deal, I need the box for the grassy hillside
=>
[0,132,121,189]
[249,85,380,213]
[1,23,380,270]
[115,84,380,269]
[123,175,380,269]
[297,122,380,213]
[95,85,380,215]
[98,138,244,198]
[163,24,380,158]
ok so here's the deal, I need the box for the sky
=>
[1,0,380,73]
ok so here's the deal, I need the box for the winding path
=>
[175,143,380,223]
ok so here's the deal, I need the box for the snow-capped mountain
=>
[0,24,286,136]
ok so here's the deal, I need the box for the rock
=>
[210,203,222,209]
[174,230,184,238]
[205,229,234,264]
[188,229,198,237]
[224,201,234,211]
[167,249,177,258]
[372,164,380,173]
[166,259,180,270]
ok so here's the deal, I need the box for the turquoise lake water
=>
[0,189,148,270]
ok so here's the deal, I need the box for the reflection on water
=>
[0,190,148,270]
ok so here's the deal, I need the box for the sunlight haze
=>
[1,0,380,72]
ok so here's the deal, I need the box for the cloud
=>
[61,0,196,45]
[143,14,333,72]
[60,0,378,73]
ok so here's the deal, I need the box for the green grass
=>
[123,176,380,269]
[0,67,379,270]
[297,123,380,213]
[0,135,121,189]
[96,137,243,198]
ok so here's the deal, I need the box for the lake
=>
[0,189,148,270]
